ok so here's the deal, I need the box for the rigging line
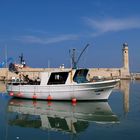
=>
[76,44,90,65]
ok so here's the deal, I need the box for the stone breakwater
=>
[0,67,139,81]
[1,43,134,81]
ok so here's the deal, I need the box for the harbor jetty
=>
[0,67,139,81]
[0,43,139,81]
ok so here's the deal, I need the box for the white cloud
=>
[84,17,140,36]
[15,34,79,44]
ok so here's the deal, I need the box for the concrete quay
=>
[0,43,138,81]
[0,67,139,81]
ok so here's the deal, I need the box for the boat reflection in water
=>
[8,99,119,134]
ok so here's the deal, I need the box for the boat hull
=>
[7,79,119,100]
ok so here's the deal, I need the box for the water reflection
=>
[118,80,130,114]
[0,81,6,93]
[0,80,135,139]
[8,99,119,134]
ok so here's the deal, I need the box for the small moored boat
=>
[7,68,120,100]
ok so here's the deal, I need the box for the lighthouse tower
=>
[122,43,129,74]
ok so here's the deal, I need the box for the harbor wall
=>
[0,43,135,81]
[0,67,132,81]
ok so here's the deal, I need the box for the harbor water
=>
[0,80,140,140]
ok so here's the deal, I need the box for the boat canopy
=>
[39,69,89,85]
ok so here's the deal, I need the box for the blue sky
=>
[0,0,140,72]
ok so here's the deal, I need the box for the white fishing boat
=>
[8,99,119,134]
[7,68,120,100]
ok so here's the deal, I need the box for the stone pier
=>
[0,43,134,81]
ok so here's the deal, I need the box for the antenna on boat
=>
[5,44,8,68]
[19,53,23,64]
[48,60,50,68]
[70,44,90,69]
[72,48,77,69]
[69,48,77,69]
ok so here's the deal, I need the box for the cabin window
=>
[47,72,69,85]
[73,69,89,83]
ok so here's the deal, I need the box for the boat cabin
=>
[40,69,89,85]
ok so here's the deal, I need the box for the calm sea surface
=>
[0,80,140,140]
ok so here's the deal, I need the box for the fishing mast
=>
[70,44,90,69]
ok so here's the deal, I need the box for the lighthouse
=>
[122,43,129,74]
